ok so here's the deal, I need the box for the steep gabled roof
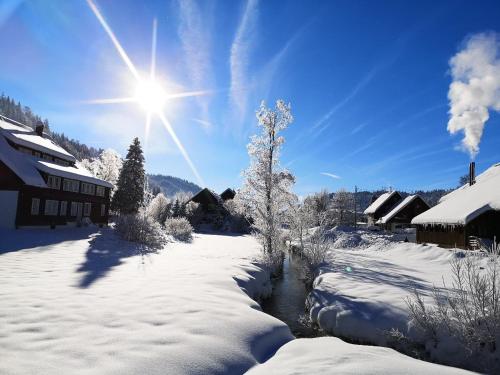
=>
[412,163,500,225]
[377,195,428,224]
[364,191,398,215]
[190,188,222,205]
[0,117,75,162]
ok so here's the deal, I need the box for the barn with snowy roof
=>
[363,190,402,226]
[376,194,430,231]
[0,115,113,228]
[412,162,500,249]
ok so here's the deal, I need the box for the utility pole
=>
[354,185,358,230]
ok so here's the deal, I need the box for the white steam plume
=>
[447,32,500,158]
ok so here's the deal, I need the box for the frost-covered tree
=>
[240,100,295,260]
[287,195,314,251]
[304,189,331,227]
[111,138,145,214]
[331,188,354,226]
[146,193,172,224]
[81,149,123,196]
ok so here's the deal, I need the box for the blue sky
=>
[1,0,499,195]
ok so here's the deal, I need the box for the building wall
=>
[466,211,500,245]
[16,185,110,227]
[416,224,466,248]
[385,197,430,229]
[0,191,18,229]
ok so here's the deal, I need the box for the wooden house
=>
[376,194,430,231]
[189,188,223,213]
[412,162,500,249]
[0,116,113,229]
[363,190,402,226]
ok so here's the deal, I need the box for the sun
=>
[134,79,167,114]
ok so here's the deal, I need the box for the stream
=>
[261,250,324,338]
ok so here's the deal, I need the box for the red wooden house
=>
[0,115,113,228]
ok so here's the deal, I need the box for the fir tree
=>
[111,138,145,214]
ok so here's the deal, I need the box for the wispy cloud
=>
[177,0,214,124]
[321,172,341,179]
[229,0,259,124]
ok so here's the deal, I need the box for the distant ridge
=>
[148,174,202,197]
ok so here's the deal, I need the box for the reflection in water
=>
[261,251,323,338]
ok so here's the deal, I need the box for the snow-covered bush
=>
[406,254,500,373]
[165,217,193,242]
[146,193,171,224]
[115,212,167,251]
[304,230,331,268]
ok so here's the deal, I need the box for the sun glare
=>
[135,79,167,113]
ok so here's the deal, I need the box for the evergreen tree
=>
[111,138,145,214]
[172,200,181,217]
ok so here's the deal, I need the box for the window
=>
[71,202,79,216]
[54,158,69,167]
[44,200,59,216]
[60,201,67,216]
[34,151,41,158]
[42,154,53,162]
[19,147,32,155]
[47,175,61,190]
[83,203,92,217]
[100,204,106,216]
[31,198,40,215]
[96,186,105,197]
[81,183,95,195]
[63,179,80,193]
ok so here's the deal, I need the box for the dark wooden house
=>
[0,116,113,229]
[376,194,430,231]
[412,162,500,249]
[189,188,223,212]
[220,188,236,201]
[363,191,402,226]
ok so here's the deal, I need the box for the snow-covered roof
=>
[364,191,398,215]
[377,195,420,224]
[0,117,76,163]
[412,163,500,225]
[34,160,113,188]
[0,132,46,187]
[0,117,112,189]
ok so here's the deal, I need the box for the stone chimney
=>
[35,121,44,137]
[469,162,476,186]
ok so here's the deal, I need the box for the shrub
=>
[165,217,193,242]
[146,193,171,224]
[304,230,331,268]
[406,254,500,373]
[115,211,167,251]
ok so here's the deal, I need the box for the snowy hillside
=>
[148,174,202,197]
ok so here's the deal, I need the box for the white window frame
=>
[100,204,106,216]
[81,183,95,195]
[83,202,92,217]
[31,198,40,215]
[64,179,80,193]
[42,154,53,162]
[44,200,59,216]
[96,186,105,197]
[47,175,61,190]
[60,201,67,216]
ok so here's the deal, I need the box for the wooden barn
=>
[0,116,113,229]
[363,190,402,226]
[412,162,500,249]
[376,194,430,231]
[189,188,223,212]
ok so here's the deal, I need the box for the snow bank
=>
[0,228,293,374]
[247,337,473,374]
[308,231,459,346]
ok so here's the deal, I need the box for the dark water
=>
[261,251,324,338]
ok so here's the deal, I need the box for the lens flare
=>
[135,79,167,113]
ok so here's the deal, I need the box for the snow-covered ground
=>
[309,228,470,345]
[247,337,472,375]
[0,227,292,374]
[0,226,475,374]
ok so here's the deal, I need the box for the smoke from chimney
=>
[447,33,500,158]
